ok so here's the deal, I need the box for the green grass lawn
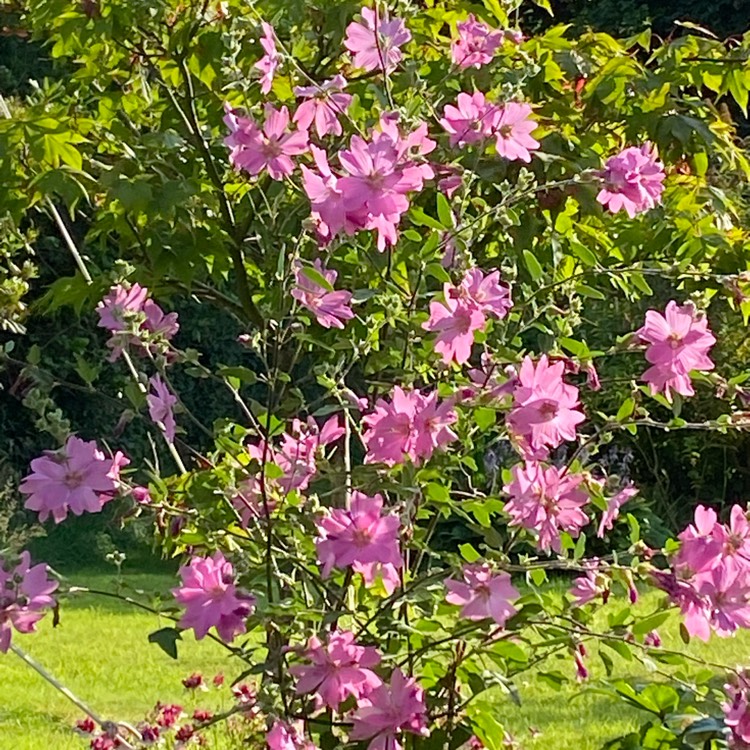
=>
[3,569,750,749]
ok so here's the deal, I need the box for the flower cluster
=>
[597,143,665,218]
[344,6,411,72]
[445,564,519,625]
[292,260,354,329]
[362,387,457,466]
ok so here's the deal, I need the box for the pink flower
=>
[597,143,665,218]
[344,6,411,73]
[315,491,402,591]
[147,375,178,443]
[570,562,609,606]
[293,76,353,138]
[96,284,178,361]
[637,300,716,402]
[254,22,279,94]
[362,387,457,466]
[19,436,125,524]
[507,356,586,455]
[467,356,518,401]
[0,552,57,652]
[290,630,382,710]
[224,104,308,180]
[451,14,503,69]
[423,269,512,365]
[724,671,750,748]
[503,462,590,553]
[172,552,256,642]
[156,704,184,728]
[489,102,539,162]
[445,564,519,625]
[439,92,496,147]
[267,721,317,750]
[292,260,354,329]
[350,668,429,750]
[597,486,637,538]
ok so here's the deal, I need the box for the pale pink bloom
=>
[96,283,148,332]
[423,269,512,365]
[267,721,316,750]
[19,436,124,523]
[315,491,402,587]
[507,355,586,455]
[350,668,429,750]
[301,145,352,242]
[224,104,308,180]
[674,505,724,576]
[467,358,518,401]
[698,564,750,637]
[147,374,178,443]
[439,91,496,147]
[451,14,503,69]
[570,567,608,606]
[644,630,662,647]
[143,299,180,341]
[254,22,279,94]
[445,564,519,625]
[290,630,382,710]
[489,102,539,163]
[652,570,712,641]
[362,387,457,465]
[597,485,638,538]
[724,671,750,748]
[292,260,354,329]
[637,300,716,402]
[172,552,256,642]
[293,75,353,138]
[504,462,590,553]
[344,6,411,73]
[437,168,463,198]
[597,143,665,218]
[0,552,57,652]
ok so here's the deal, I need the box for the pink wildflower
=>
[147,374,178,443]
[350,668,429,750]
[290,630,382,710]
[445,564,519,625]
[637,300,716,402]
[362,387,457,466]
[19,436,124,524]
[507,355,586,455]
[439,91,496,147]
[0,552,57,652]
[96,283,148,332]
[224,103,308,180]
[172,552,256,642]
[182,673,204,690]
[597,485,638,538]
[724,671,750,748]
[315,491,402,591]
[155,704,184,728]
[489,102,540,162]
[254,22,279,94]
[344,6,411,73]
[570,567,609,607]
[292,260,354,329]
[503,462,590,553]
[451,14,503,69]
[267,721,316,750]
[75,718,96,736]
[597,143,665,218]
[293,75,353,138]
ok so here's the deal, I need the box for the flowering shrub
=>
[3,0,750,749]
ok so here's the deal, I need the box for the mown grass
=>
[2,569,749,749]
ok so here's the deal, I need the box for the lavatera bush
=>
[4,0,750,748]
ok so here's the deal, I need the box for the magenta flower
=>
[636,300,716,402]
[224,103,309,180]
[350,668,429,750]
[315,491,402,590]
[597,485,637,538]
[147,374,178,443]
[503,462,590,553]
[301,145,352,242]
[254,22,280,94]
[507,355,586,455]
[445,564,519,625]
[489,102,539,162]
[267,721,317,750]
[19,436,124,524]
[0,552,57,652]
[362,387,457,466]
[697,564,750,637]
[344,6,411,73]
[292,260,354,329]
[423,268,512,365]
[597,143,665,218]
[96,282,148,332]
[451,14,503,69]
[290,630,382,710]
[293,76,353,138]
[172,552,256,643]
[439,91,496,147]
[570,561,609,606]
[724,671,750,749]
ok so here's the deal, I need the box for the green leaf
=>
[616,398,635,422]
[300,265,334,292]
[148,627,182,659]
[522,250,543,281]
[436,193,453,228]
[632,611,671,636]
[474,407,496,431]
[459,543,481,563]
